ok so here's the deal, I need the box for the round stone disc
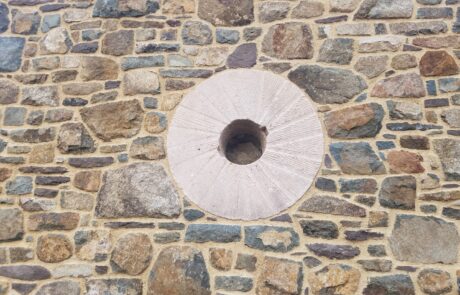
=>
[167,69,324,220]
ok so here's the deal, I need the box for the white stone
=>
[123,69,160,95]
[52,264,93,278]
[39,27,72,55]
[195,47,228,66]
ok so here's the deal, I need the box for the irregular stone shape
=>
[364,275,414,295]
[388,151,424,174]
[307,243,360,259]
[262,22,313,59]
[244,226,299,252]
[0,79,19,104]
[73,171,101,192]
[39,28,72,55]
[145,112,167,134]
[60,191,94,211]
[86,279,143,295]
[256,256,302,295]
[215,276,253,292]
[74,230,111,261]
[96,162,180,218]
[330,0,360,12]
[121,56,165,70]
[6,176,33,195]
[258,2,289,23]
[354,55,388,78]
[400,135,429,150]
[209,248,232,271]
[358,36,402,53]
[36,281,80,295]
[28,212,79,231]
[371,73,426,98]
[0,265,50,281]
[129,136,165,160]
[0,37,25,72]
[57,123,95,154]
[197,0,254,26]
[102,30,134,56]
[324,103,384,139]
[417,269,452,295]
[147,246,210,295]
[111,233,153,275]
[339,178,377,194]
[68,157,113,168]
[379,176,416,210]
[308,264,360,295]
[0,3,8,33]
[420,51,459,77]
[235,254,257,272]
[80,100,143,141]
[216,29,240,44]
[162,0,195,14]
[36,234,73,263]
[182,21,212,45]
[318,38,354,65]
[357,259,392,272]
[300,220,338,239]
[330,142,386,175]
[433,139,460,181]
[11,11,40,35]
[185,224,241,243]
[0,208,23,242]
[292,1,324,18]
[227,43,257,68]
[21,86,59,106]
[345,230,384,241]
[389,215,460,264]
[442,109,460,128]
[62,83,103,96]
[390,21,447,36]
[387,100,422,121]
[354,0,413,19]
[391,54,417,70]
[80,56,118,81]
[93,0,159,18]
[288,65,367,104]
[299,195,366,217]
[41,14,60,33]
[123,69,160,95]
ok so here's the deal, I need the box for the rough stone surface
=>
[123,69,160,95]
[355,0,413,19]
[0,79,19,104]
[57,123,95,154]
[363,275,415,295]
[36,234,73,263]
[379,176,417,210]
[86,279,143,295]
[39,28,72,54]
[354,55,388,78]
[36,281,80,295]
[185,224,241,243]
[244,226,299,252]
[318,38,354,65]
[227,43,257,68]
[111,233,153,275]
[308,264,360,295]
[0,37,25,72]
[433,139,460,180]
[262,23,313,60]
[307,243,360,259]
[417,269,452,295]
[256,257,302,295]
[299,195,366,217]
[420,51,459,77]
[0,209,23,242]
[371,73,426,98]
[197,0,254,26]
[330,142,386,175]
[387,150,424,174]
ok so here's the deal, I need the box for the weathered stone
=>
[0,265,50,281]
[80,100,143,141]
[73,170,100,192]
[227,43,257,68]
[389,215,459,264]
[182,21,212,45]
[330,0,360,12]
[96,162,180,218]
[442,109,460,128]
[11,10,40,35]
[185,224,241,243]
[0,168,12,182]
[216,276,253,292]
[0,37,25,72]
[20,197,55,212]
[400,135,430,150]
[345,230,384,241]
[391,54,417,70]
[308,244,360,259]
[160,69,212,78]
[36,281,80,295]
[371,73,426,98]
[197,0,254,26]
[60,191,94,211]
[135,42,180,53]
[339,178,377,194]
[121,55,164,70]
[300,220,338,239]
[308,264,360,295]
[57,123,95,154]
[37,234,73,263]
[292,1,324,18]
[81,56,118,81]
[0,3,8,34]
[379,176,416,210]
[93,0,159,18]
[39,28,72,55]
[330,142,386,175]
[358,259,392,272]
[259,2,289,23]
[359,36,402,53]
[318,38,354,65]
[0,79,19,104]
[256,256,302,295]
[111,233,153,275]
[21,86,59,106]
[123,69,160,95]
[144,112,167,134]
[299,195,366,217]
[244,226,299,252]
[102,30,134,56]
[388,151,424,174]
[262,23,313,59]
[35,175,70,186]
[86,279,142,295]
[148,246,210,295]
[420,51,458,77]
[209,248,232,271]
[354,55,387,78]
[45,108,73,123]
[6,176,32,195]
[235,253,257,272]
[74,230,110,261]
[368,211,389,228]
[390,21,447,35]
[41,14,60,33]
[387,100,422,120]
[163,0,195,14]
[354,0,413,19]
[364,275,415,295]
[243,27,262,41]
[68,157,114,168]
[0,209,23,242]
[336,23,372,36]
[4,106,26,126]
[28,212,79,231]
[216,28,240,44]
[417,269,452,295]
[62,83,103,96]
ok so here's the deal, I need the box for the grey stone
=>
[307,243,360,259]
[185,224,241,243]
[244,226,299,252]
[19,197,52,211]
[243,27,262,41]
[168,54,193,67]
[21,86,59,107]
[258,1,289,23]
[197,0,254,26]
[0,79,19,104]
[227,43,257,68]
[4,107,26,126]
[11,11,40,35]
[6,176,32,195]
[160,69,213,78]
[330,142,386,175]
[318,38,354,65]
[355,0,413,19]
[354,55,388,78]
[39,28,72,55]
[433,139,460,180]
[183,209,205,221]
[182,21,212,45]
[121,56,164,70]
[110,233,153,275]
[417,7,453,19]
[379,176,416,210]
[0,209,23,242]
[129,136,165,160]
[93,0,159,18]
[0,265,50,281]
[442,109,460,128]
[387,100,422,120]
[36,281,80,295]
[300,220,338,239]
[41,14,60,33]
[68,157,114,168]
[216,28,240,44]
[389,215,459,264]
[288,65,367,104]
[44,108,73,123]
[215,276,253,292]
[57,123,95,154]
[299,195,366,217]
[86,279,142,295]
[368,245,387,257]
[235,254,257,272]
[364,275,414,295]
[0,37,25,72]
[153,232,180,244]
[339,178,377,194]
[292,1,324,18]
[0,3,8,33]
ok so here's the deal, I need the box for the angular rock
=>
[292,1,324,18]
[307,243,360,259]
[0,79,19,104]
[0,37,25,72]
[442,109,460,128]
[330,142,386,175]
[61,191,94,211]
[123,69,160,95]
[363,275,415,295]
[162,0,195,14]
[37,234,73,263]
[256,256,302,295]
[433,139,460,181]
[28,212,79,231]
[0,208,23,242]
[299,195,366,217]
[216,28,240,44]
[420,51,459,77]
[96,162,180,218]
[354,0,413,19]
[181,21,212,45]
[147,246,210,295]
[379,176,416,210]
[300,220,338,239]
[86,279,142,295]
[129,136,165,160]
[0,265,50,281]
[358,259,392,272]
[308,264,360,295]
[215,276,253,292]
[244,226,299,252]
[68,157,113,168]
[371,73,426,98]
[339,178,377,194]
[197,0,254,26]
[391,54,417,70]
[36,281,80,295]
[121,55,165,70]
[389,215,459,264]
[80,56,118,81]
[11,11,40,35]
[111,233,153,275]
[0,3,8,34]
[387,100,422,120]
[93,0,159,18]
[209,248,232,271]
[388,150,424,174]
[359,35,402,53]
[354,55,388,78]
[73,170,100,192]
[318,38,354,65]
[345,230,384,241]
[6,176,33,195]
[288,65,367,104]
[262,22,313,59]
[102,30,134,56]
[62,83,103,96]
[21,86,59,107]
[185,224,241,243]
[417,269,452,295]
[258,2,289,23]
[235,254,257,272]
[227,43,257,68]
[57,123,95,154]
[80,100,143,141]
[39,28,72,55]
[74,230,111,261]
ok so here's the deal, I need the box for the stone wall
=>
[0,0,459,294]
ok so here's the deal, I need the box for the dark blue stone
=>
[0,37,25,72]
[183,209,205,221]
[377,141,395,150]
[0,3,9,33]
[185,224,241,243]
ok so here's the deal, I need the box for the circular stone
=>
[167,69,324,220]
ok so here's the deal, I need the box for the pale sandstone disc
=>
[167,69,324,220]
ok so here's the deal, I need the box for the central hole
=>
[219,119,267,165]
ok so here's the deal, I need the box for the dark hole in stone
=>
[219,119,267,165]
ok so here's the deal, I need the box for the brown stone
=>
[28,212,79,231]
[163,0,195,14]
[62,82,103,96]
[198,0,254,26]
[379,176,416,210]
[354,55,388,78]
[123,69,160,95]
[129,136,165,160]
[210,248,233,271]
[292,1,324,18]
[73,170,101,192]
[417,269,452,295]
[308,264,360,295]
[387,150,424,174]
[80,100,144,141]
[368,211,389,228]
[256,256,302,295]
[420,51,459,77]
[371,73,426,98]
[80,56,118,81]
[145,112,167,134]
[29,143,54,164]
[111,233,153,275]
[0,79,19,105]
[0,209,24,242]
[400,135,430,150]
[102,30,134,56]
[57,122,96,154]
[0,168,12,182]
[75,230,111,262]
[391,54,417,70]
[262,22,313,59]
[36,234,73,263]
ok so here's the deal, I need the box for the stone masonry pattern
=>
[0,0,459,294]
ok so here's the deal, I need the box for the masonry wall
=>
[0,0,459,294]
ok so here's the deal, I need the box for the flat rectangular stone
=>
[185,224,241,243]
[135,43,180,53]
[424,98,449,108]
[389,21,447,35]
[68,157,114,168]
[160,69,213,78]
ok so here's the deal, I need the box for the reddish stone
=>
[388,150,424,174]
[420,51,458,77]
